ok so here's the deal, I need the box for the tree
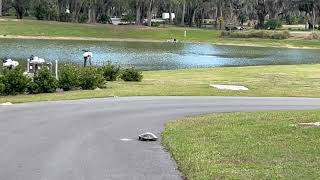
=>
[0,0,2,16]
[255,0,267,29]
[12,0,30,19]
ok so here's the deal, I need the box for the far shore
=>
[1,34,319,50]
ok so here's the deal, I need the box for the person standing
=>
[83,50,93,67]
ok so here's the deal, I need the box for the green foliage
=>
[144,21,161,27]
[0,82,5,95]
[59,64,81,91]
[33,68,58,93]
[265,19,283,30]
[79,67,104,90]
[59,12,72,22]
[98,15,112,24]
[26,81,39,94]
[120,68,143,82]
[121,15,135,23]
[221,30,290,40]
[100,62,121,81]
[34,0,59,21]
[284,15,305,25]
[78,14,88,23]
[238,14,248,25]
[0,68,30,95]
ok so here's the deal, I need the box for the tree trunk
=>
[190,9,197,27]
[256,0,267,29]
[169,4,172,24]
[0,0,2,16]
[181,0,186,26]
[135,0,141,25]
[147,0,153,27]
[88,6,96,23]
[201,9,205,28]
[16,8,24,19]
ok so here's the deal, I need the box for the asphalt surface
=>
[1,96,320,180]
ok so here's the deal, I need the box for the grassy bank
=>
[162,110,320,179]
[1,64,320,103]
[0,18,219,42]
[1,18,320,48]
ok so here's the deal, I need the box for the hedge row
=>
[0,63,143,96]
[221,30,290,40]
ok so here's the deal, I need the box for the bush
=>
[59,64,81,91]
[34,3,47,20]
[98,15,112,24]
[78,14,88,23]
[121,68,143,82]
[221,30,290,39]
[306,32,320,40]
[0,68,30,95]
[265,19,283,30]
[100,62,121,81]
[144,21,161,27]
[0,82,5,95]
[121,15,135,23]
[34,68,58,93]
[26,81,39,94]
[59,12,72,22]
[34,0,59,21]
[79,67,104,90]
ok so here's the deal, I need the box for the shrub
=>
[121,15,135,23]
[59,64,81,91]
[0,68,30,95]
[26,81,39,94]
[34,68,58,93]
[306,32,320,40]
[100,62,121,81]
[98,15,112,24]
[220,31,231,37]
[144,21,161,27]
[78,14,88,23]
[221,30,290,39]
[0,82,5,95]
[120,68,143,82]
[34,0,59,21]
[59,12,72,22]
[265,19,282,30]
[79,67,104,90]
[34,3,47,20]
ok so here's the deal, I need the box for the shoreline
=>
[1,35,319,50]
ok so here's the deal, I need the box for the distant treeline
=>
[0,0,320,29]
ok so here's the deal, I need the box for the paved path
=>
[1,97,320,180]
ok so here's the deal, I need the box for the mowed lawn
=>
[1,64,320,103]
[1,18,320,48]
[0,18,220,42]
[162,110,320,179]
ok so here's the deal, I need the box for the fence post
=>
[55,60,58,80]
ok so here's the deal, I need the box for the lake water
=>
[0,38,320,70]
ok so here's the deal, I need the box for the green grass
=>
[1,18,320,48]
[0,19,219,42]
[1,64,320,103]
[162,110,320,180]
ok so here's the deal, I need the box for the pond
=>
[0,38,320,70]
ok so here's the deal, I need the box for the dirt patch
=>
[295,122,320,128]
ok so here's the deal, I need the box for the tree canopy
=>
[1,0,320,29]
